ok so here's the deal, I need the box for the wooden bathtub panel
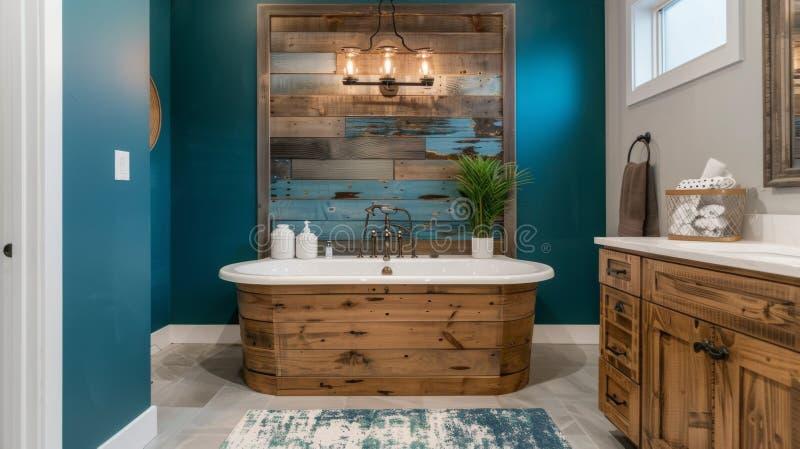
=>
[243,344,530,377]
[238,291,535,322]
[240,316,533,350]
[243,368,529,396]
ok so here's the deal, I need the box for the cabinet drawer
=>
[599,249,641,296]
[643,258,800,351]
[599,359,640,446]
[600,286,640,382]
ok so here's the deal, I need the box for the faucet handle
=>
[397,229,404,258]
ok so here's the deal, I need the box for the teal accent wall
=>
[151,0,172,332]
[170,0,604,325]
[63,0,152,447]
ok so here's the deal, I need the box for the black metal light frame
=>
[341,0,434,96]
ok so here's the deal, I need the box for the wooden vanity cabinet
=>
[598,247,800,449]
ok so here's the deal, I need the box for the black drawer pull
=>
[607,346,627,357]
[606,267,628,277]
[606,394,627,407]
[613,301,625,313]
[693,340,730,361]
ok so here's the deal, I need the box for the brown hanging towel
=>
[618,133,659,237]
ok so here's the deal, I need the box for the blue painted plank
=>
[345,117,503,138]
[270,199,467,222]
[271,180,461,200]
[425,138,503,160]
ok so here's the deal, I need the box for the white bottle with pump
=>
[271,224,295,259]
[295,220,318,259]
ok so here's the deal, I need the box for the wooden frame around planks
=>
[257,4,517,258]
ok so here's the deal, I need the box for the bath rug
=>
[220,408,571,449]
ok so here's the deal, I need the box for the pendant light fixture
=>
[341,0,434,97]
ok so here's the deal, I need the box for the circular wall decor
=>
[149,76,162,150]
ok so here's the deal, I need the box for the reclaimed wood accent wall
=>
[261,6,513,252]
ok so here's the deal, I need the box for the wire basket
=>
[665,188,746,242]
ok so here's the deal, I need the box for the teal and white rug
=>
[221,408,571,449]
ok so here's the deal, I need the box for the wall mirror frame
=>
[764,0,800,187]
[256,3,517,257]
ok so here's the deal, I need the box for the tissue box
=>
[665,188,746,242]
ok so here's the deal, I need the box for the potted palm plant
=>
[455,155,532,258]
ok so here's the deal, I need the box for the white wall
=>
[605,0,800,235]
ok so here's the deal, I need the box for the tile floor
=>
[147,344,634,449]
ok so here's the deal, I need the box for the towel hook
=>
[627,132,651,164]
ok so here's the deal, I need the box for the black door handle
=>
[614,301,625,313]
[607,346,627,357]
[693,340,730,361]
[3,243,11,258]
[606,267,628,277]
[606,394,627,406]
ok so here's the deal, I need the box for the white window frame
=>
[626,0,743,105]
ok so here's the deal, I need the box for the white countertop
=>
[594,237,800,279]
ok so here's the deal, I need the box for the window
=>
[627,0,742,105]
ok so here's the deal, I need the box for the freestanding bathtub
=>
[219,256,554,396]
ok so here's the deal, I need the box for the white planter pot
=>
[471,237,494,259]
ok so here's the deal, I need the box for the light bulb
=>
[417,48,434,79]
[341,47,360,79]
[378,46,397,79]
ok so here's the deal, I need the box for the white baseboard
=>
[97,406,157,449]
[533,325,599,344]
[152,324,599,350]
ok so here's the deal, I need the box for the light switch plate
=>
[115,150,130,181]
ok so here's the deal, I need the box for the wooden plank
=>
[270,117,344,137]
[271,74,501,96]
[345,117,502,137]
[270,199,458,221]
[271,180,460,200]
[425,137,502,159]
[270,95,503,117]
[243,345,530,377]
[270,220,471,240]
[270,15,503,33]
[268,317,534,350]
[271,159,291,180]
[337,53,502,75]
[237,291,535,323]
[395,160,459,180]
[270,52,336,73]
[271,32,502,53]
[244,368,529,396]
[271,137,425,159]
[290,160,393,180]
[238,284,535,295]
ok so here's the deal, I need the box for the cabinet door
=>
[642,303,715,449]
[713,327,800,449]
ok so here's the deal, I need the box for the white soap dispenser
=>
[296,220,318,259]
[271,224,295,259]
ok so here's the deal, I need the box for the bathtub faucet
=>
[358,204,416,260]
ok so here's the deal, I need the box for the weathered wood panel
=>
[269,317,533,350]
[238,291,535,323]
[271,159,291,179]
[270,95,502,117]
[270,199,457,221]
[244,368,529,396]
[271,220,471,240]
[345,117,502,137]
[271,179,460,200]
[425,137,502,159]
[270,15,503,33]
[395,160,459,180]
[271,137,426,159]
[270,117,344,137]
[271,32,502,53]
[290,160,394,180]
[270,52,336,73]
[336,53,502,76]
[271,74,501,96]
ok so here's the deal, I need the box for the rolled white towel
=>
[676,176,736,190]
[698,204,726,218]
[693,216,729,231]
[701,228,724,238]
[670,223,699,236]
